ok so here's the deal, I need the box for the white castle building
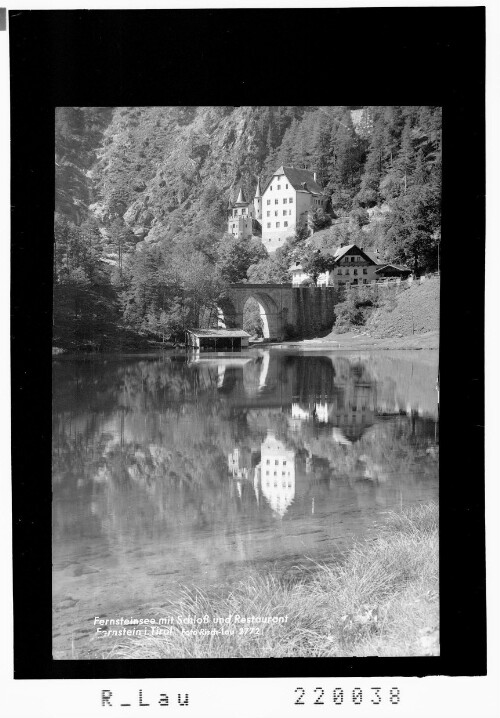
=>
[227,166,328,253]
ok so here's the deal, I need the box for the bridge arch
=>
[218,284,294,341]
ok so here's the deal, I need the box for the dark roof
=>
[263,166,325,196]
[234,186,249,205]
[363,250,382,265]
[375,263,411,273]
[187,329,250,338]
[333,244,378,265]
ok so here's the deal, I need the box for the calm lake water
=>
[52,349,439,659]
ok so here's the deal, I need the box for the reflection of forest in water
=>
[53,351,439,544]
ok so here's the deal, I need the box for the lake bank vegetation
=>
[55,106,441,352]
[100,502,438,659]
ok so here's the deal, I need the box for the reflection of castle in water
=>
[228,432,296,517]
[198,352,437,445]
[228,447,252,480]
[289,366,377,442]
[258,433,295,517]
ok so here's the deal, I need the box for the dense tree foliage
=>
[54,106,441,348]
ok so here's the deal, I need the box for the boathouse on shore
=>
[185,328,250,351]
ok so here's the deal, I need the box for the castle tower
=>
[253,176,262,221]
[227,184,254,240]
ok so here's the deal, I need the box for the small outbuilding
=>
[185,328,250,351]
[374,263,411,279]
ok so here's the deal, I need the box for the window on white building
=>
[283,210,287,215]
[286,183,289,189]
[270,186,272,191]
[283,198,287,204]
[275,211,278,216]
[267,211,270,217]
[289,209,292,215]
[267,223,271,228]
[284,221,288,227]
[277,185,281,190]
[289,197,293,203]
[276,222,280,228]
[267,200,270,205]
[275,199,278,205]
[363,268,367,274]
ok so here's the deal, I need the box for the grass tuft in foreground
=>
[103,502,439,659]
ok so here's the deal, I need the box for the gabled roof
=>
[363,249,382,265]
[332,244,382,266]
[254,176,262,198]
[263,166,325,196]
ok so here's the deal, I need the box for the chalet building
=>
[261,166,327,253]
[321,244,383,287]
[290,244,411,288]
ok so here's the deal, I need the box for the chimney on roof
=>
[301,181,308,191]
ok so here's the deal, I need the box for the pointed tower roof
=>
[235,186,247,205]
[254,176,262,198]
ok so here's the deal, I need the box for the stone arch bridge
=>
[219,283,338,341]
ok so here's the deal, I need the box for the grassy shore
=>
[102,503,439,659]
[267,329,439,351]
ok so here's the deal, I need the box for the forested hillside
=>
[54,106,441,350]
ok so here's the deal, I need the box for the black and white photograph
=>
[52,104,441,660]
[7,6,492,716]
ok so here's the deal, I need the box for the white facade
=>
[260,433,295,517]
[292,245,390,288]
[261,174,296,252]
[261,167,327,253]
[328,251,381,287]
[290,262,311,286]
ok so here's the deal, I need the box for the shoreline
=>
[264,330,439,352]
[87,503,439,660]
[53,330,439,358]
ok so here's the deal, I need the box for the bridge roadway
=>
[220,283,338,341]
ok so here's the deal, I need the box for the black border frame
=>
[10,8,486,679]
